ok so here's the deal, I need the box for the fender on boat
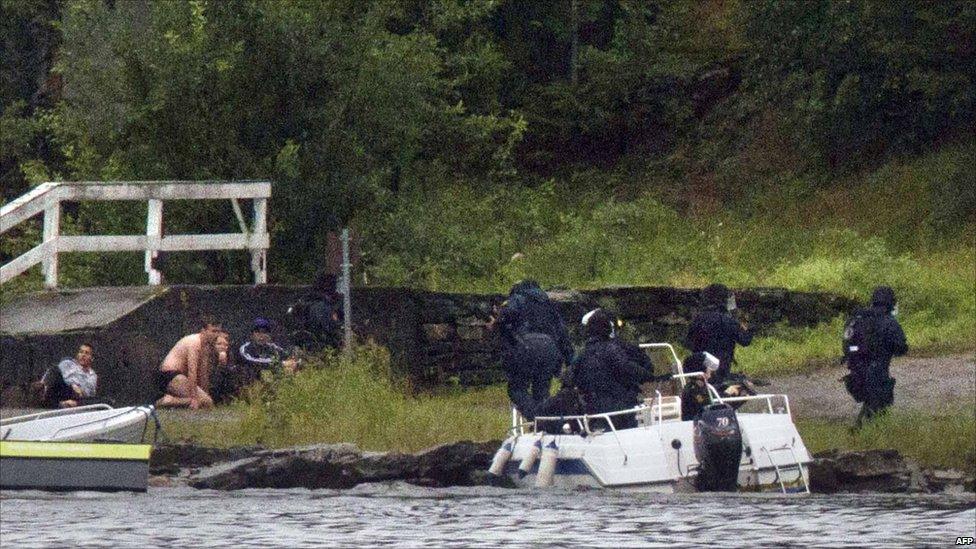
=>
[488,440,513,476]
[518,437,544,479]
[534,439,559,488]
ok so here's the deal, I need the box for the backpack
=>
[842,309,876,367]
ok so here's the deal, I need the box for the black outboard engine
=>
[693,403,743,492]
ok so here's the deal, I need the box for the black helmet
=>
[870,286,897,312]
[509,279,540,296]
[581,308,614,340]
[703,283,730,306]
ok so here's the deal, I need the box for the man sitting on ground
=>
[33,343,99,408]
[154,317,221,409]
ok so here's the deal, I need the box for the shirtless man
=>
[155,317,221,409]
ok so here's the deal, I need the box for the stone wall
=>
[0,285,857,405]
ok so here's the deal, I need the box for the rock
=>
[422,324,455,342]
[191,444,364,490]
[357,451,419,482]
[414,440,501,487]
[148,475,175,488]
[810,449,913,493]
[925,469,975,494]
[150,443,263,473]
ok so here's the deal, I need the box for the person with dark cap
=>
[571,308,657,430]
[240,318,298,372]
[842,286,908,427]
[684,283,753,385]
[494,281,567,420]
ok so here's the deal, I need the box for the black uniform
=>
[572,338,654,430]
[684,306,752,384]
[496,283,572,420]
[496,284,574,364]
[846,303,907,424]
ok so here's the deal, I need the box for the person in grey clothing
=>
[37,343,98,408]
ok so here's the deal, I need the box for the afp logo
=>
[956,537,975,545]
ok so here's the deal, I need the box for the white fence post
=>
[145,199,163,285]
[251,198,267,284]
[42,199,60,288]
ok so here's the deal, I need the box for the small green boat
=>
[0,440,151,492]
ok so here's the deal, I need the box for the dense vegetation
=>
[3,3,973,357]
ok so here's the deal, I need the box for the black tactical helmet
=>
[870,286,897,312]
[582,308,614,340]
[509,279,541,296]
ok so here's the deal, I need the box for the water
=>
[1,484,973,548]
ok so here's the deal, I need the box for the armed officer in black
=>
[495,280,571,419]
[684,284,753,385]
[572,309,657,430]
[844,286,908,427]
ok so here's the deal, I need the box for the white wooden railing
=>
[0,180,271,288]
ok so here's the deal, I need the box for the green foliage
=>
[213,343,509,452]
[740,0,976,168]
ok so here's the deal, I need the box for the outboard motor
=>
[693,403,743,492]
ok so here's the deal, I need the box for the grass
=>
[162,344,511,453]
[798,412,976,474]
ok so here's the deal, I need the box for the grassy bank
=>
[357,143,975,375]
[798,413,976,474]
[162,344,974,474]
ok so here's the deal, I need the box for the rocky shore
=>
[150,442,974,494]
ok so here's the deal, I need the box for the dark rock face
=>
[191,444,364,490]
[809,449,935,494]
[411,440,500,487]
[150,443,265,475]
[188,441,504,491]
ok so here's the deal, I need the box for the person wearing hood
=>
[684,284,753,384]
[843,286,908,427]
[494,280,568,419]
[571,308,656,430]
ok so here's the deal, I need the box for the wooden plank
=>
[160,233,269,251]
[42,200,61,288]
[0,241,54,284]
[57,235,146,252]
[62,182,271,201]
[145,199,163,285]
[251,198,268,284]
[0,183,61,234]
[56,233,270,253]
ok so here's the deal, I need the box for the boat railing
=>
[672,372,792,418]
[638,343,686,387]
[0,404,114,426]
[47,406,153,441]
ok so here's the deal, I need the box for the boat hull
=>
[499,412,811,493]
[0,440,151,492]
[0,406,153,443]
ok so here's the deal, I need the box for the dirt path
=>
[763,353,975,421]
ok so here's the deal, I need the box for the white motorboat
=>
[0,404,155,443]
[488,344,811,494]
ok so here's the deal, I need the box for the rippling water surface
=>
[1,484,973,548]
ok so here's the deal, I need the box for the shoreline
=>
[147,441,976,495]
